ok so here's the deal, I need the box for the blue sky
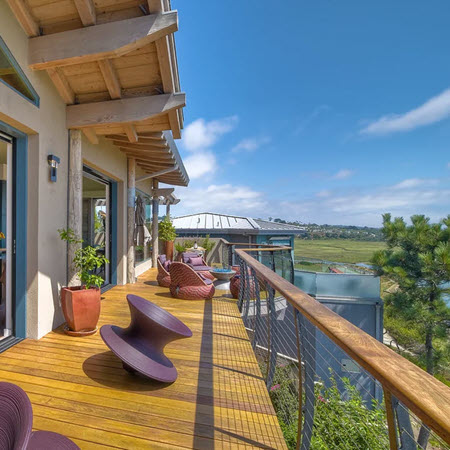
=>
[171,1,450,226]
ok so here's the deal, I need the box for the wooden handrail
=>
[235,248,450,445]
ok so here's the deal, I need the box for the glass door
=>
[82,168,111,288]
[0,133,13,340]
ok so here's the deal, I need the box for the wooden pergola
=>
[6,0,188,281]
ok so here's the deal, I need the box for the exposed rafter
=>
[66,93,185,128]
[98,59,121,99]
[123,124,138,143]
[83,128,99,144]
[137,165,178,182]
[112,141,169,151]
[5,0,40,37]
[47,68,74,104]
[29,12,178,70]
[73,0,96,26]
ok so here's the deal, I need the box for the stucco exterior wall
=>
[0,3,69,339]
[0,4,155,339]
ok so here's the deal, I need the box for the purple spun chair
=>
[28,431,79,449]
[100,294,192,383]
[0,382,79,450]
[0,382,32,450]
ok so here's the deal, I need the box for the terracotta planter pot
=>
[165,240,174,261]
[61,286,101,336]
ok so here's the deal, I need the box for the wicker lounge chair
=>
[181,252,215,280]
[169,262,215,300]
[157,255,171,287]
[100,294,192,383]
[230,265,257,300]
[0,382,79,450]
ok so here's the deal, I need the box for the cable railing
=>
[222,241,450,450]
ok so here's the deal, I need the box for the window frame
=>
[0,36,40,107]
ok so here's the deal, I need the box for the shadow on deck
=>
[0,269,286,449]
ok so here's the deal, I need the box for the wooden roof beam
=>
[67,92,185,128]
[6,0,40,37]
[83,128,99,144]
[148,0,182,139]
[123,124,138,143]
[73,0,96,26]
[47,68,75,104]
[98,59,121,99]
[137,165,178,182]
[29,12,178,70]
[113,141,169,151]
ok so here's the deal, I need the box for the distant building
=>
[172,212,306,248]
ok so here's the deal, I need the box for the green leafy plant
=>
[175,242,186,253]
[264,362,389,450]
[59,228,109,289]
[158,218,177,242]
[201,234,216,254]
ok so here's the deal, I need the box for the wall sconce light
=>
[47,154,60,182]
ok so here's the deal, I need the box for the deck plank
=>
[0,269,286,449]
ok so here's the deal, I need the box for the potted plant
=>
[158,218,177,260]
[59,228,109,336]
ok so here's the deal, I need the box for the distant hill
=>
[261,218,383,241]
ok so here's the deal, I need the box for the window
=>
[0,37,39,106]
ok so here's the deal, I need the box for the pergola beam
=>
[6,0,40,37]
[73,0,96,26]
[29,12,178,70]
[66,92,185,128]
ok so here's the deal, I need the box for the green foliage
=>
[174,242,186,253]
[372,214,450,374]
[158,218,177,242]
[58,228,109,289]
[266,363,389,450]
[201,234,215,253]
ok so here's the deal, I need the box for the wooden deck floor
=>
[0,269,286,449]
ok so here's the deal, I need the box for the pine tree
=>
[372,214,450,375]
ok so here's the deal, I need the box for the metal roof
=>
[172,213,305,235]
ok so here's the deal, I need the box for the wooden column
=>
[68,130,82,286]
[166,202,170,220]
[152,179,159,268]
[127,157,136,284]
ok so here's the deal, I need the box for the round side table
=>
[209,269,236,290]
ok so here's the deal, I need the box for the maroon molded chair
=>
[181,252,215,280]
[100,294,192,383]
[230,265,257,300]
[169,262,215,300]
[0,382,79,450]
[156,255,171,287]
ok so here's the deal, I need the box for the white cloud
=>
[231,136,270,153]
[178,184,267,215]
[361,88,450,136]
[183,152,217,179]
[392,178,438,189]
[183,116,238,152]
[275,178,450,226]
[316,190,331,198]
[332,169,354,180]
